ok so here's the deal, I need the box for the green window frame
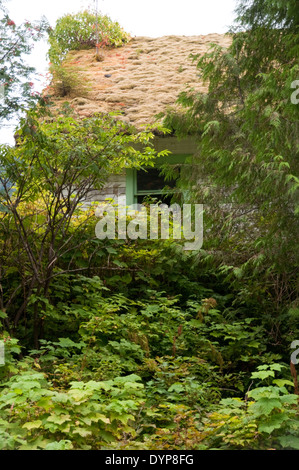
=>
[126,154,190,206]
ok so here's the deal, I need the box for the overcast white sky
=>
[1,0,237,144]
[6,0,237,36]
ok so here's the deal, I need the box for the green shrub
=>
[49,63,90,98]
[0,366,145,450]
[48,9,131,65]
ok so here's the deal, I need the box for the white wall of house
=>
[85,172,126,206]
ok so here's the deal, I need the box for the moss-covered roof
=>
[50,34,231,130]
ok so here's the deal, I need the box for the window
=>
[126,155,189,206]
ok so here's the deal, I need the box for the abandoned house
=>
[50,33,231,206]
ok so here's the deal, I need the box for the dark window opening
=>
[136,167,179,206]
[137,168,177,192]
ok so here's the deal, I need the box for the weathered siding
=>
[85,172,126,205]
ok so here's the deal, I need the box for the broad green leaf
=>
[72,428,92,437]
[258,413,289,434]
[68,390,91,402]
[45,440,73,450]
[168,383,185,393]
[273,379,294,388]
[279,436,299,450]
[251,370,275,380]
[56,338,84,349]
[46,414,71,425]
[251,397,283,416]
[22,420,43,430]
[36,397,52,411]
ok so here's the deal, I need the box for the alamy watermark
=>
[291,80,299,104]
[291,340,299,365]
[0,341,4,366]
[95,203,203,251]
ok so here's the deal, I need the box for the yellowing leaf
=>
[72,428,92,437]
[89,413,110,424]
[22,420,43,430]
[46,414,71,425]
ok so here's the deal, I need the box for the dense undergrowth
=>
[0,0,298,452]
[0,227,298,450]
